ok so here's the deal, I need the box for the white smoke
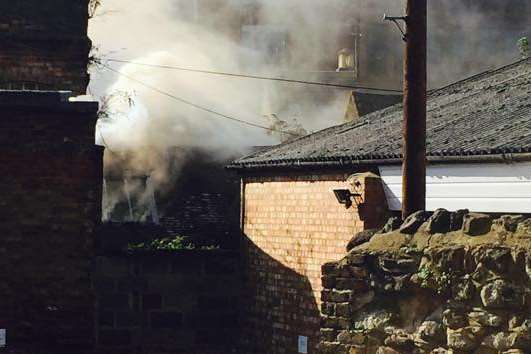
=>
[88,0,529,220]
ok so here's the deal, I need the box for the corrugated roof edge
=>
[228,150,531,171]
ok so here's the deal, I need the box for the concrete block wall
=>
[240,172,387,354]
[94,251,241,354]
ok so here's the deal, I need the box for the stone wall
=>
[240,172,387,353]
[94,250,241,354]
[319,210,531,354]
[0,0,91,94]
[0,91,101,353]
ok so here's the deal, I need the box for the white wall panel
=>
[379,162,531,213]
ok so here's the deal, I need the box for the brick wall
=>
[240,172,387,354]
[0,0,91,94]
[94,251,241,354]
[0,91,101,353]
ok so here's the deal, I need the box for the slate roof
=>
[230,58,531,170]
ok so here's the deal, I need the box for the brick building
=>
[228,58,531,353]
[0,91,102,353]
[0,1,100,352]
[0,0,91,94]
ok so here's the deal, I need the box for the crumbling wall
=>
[94,250,241,354]
[319,211,531,354]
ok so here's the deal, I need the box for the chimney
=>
[344,91,402,122]
[337,48,356,72]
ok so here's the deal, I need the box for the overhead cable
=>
[106,58,403,94]
[99,63,299,137]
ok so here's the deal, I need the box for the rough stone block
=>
[376,346,401,354]
[379,257,418,275]
[317,341,348,354]
[380,216,402,233]
[321,316,350,330]
[462,213,492,236]
[329,290,353,302]
[322,302,336,316]
[347,229,378,251]
[322,276,336,289]
[399,211,430,234]
[426,209,452,234]
[495,215,526,232]
[467,310,503,328]
[323,262,339,275]
[450,209,469,231]
[350,290,375,311]
[320,328,338,342]
[447,326,485,351]
[480,280,524,309]
[335,278,356,290]
[337,330,366,345]
[482,247,513,274]
[347,252,366,266]
[335,303,351,317]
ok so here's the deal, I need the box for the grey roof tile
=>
[231,58,531,169]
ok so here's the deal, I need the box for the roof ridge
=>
[430,57,531,95]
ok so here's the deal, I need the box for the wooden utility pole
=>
[402,0,427,219]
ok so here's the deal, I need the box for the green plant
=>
[128,236,220,252]
[417,264,433,288]
[417,263,451,295]
[517,37,529,59]
[128,236,192,251]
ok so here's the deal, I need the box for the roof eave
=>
[227,152,531,172]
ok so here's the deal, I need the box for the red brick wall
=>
[0,101,102,353]
[240,172,387,354]
[0,0,91,94]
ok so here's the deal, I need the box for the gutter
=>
[227,152,531,171]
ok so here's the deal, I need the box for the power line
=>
[98,63,299,137]
[106,58,403,93]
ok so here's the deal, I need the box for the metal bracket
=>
[383,14,408,42]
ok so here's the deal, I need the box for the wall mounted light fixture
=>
[333,189,362,209]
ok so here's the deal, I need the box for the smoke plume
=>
[88,0,530,220]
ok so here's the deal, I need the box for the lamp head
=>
[333,189,361,209]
